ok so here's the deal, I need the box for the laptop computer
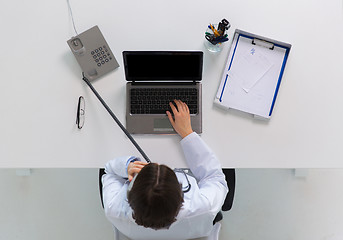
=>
[123,51,203,134]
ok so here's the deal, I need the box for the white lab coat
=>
[102,132,228,240]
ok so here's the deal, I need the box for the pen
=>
[210,24,220,37]
[205,21,229,45]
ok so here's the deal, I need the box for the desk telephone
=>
[67,25,119,81]
[67,26,150,162]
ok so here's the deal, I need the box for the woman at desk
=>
[102,100,228,240]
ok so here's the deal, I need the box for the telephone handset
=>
[67,25,119,81]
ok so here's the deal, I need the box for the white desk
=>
[1,0,343,168]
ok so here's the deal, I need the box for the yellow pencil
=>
[210,24,220,37]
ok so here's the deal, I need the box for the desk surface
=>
[1,0,343,168]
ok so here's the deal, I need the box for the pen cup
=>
[204,40,223,53]
[204,24,225,53]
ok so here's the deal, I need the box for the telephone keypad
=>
[91,46,112,67]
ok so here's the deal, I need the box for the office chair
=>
[99,168,235,214]
[99,168,105,209]
[212,168,236,224]
[221,168,236,211]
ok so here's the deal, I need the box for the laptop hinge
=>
[130,81,197,86]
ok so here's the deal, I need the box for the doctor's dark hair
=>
[128,163,184,229]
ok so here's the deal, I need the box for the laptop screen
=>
[123,51,203,81]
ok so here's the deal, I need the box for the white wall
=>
[1,169,343,240]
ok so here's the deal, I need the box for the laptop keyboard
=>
[130,88,198,114]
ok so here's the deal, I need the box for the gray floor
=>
[1,168,343,240]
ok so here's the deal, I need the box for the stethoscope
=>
[174,168,191,193]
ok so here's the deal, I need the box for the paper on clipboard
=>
[229,51,274,92]
[214,30,291,119]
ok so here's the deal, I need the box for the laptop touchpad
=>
[154,118,174,132]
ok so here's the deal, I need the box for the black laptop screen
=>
[123,51,203,81]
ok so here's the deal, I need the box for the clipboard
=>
[214,29,291,119]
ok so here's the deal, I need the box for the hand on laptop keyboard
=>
[166,100,193,139]
[130,88,198,115]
